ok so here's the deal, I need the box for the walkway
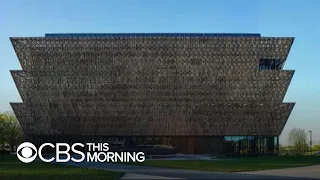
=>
[52,161,320,179]
[238,165,320,179]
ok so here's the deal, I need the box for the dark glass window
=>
[223,136,279,155]
[259,59,284,70]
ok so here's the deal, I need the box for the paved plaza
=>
[51,160,320,179]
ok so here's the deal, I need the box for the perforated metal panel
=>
[10,34,295,137]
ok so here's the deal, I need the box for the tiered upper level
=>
[10,33,295,136]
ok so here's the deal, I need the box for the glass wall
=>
[33,135,279,155]
[224,136,279,155]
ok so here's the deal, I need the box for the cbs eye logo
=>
[17,142,37,163]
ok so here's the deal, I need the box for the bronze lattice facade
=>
[10,33,295,155]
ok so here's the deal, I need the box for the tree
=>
[313,144,320,151]
[0,112,24,152]
[279,144,286,155]
[0,115,7,147]
[288,128,308,155]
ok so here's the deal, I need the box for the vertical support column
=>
[238,140,242,155]
[250,138,256,155]
[187,137,194,154]
[267,137,275,155]
[276,136,280,155]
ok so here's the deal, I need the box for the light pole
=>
[308,131,312,155]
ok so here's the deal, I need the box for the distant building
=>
[10,33,295,155]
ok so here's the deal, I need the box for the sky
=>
[0,0,319,144]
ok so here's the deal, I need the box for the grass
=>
[0,155,124,180]
[125,156,320,172]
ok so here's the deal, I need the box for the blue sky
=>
[0,0,319,144]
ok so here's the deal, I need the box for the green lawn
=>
[126,156,320,172]
[0,155,124,180]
